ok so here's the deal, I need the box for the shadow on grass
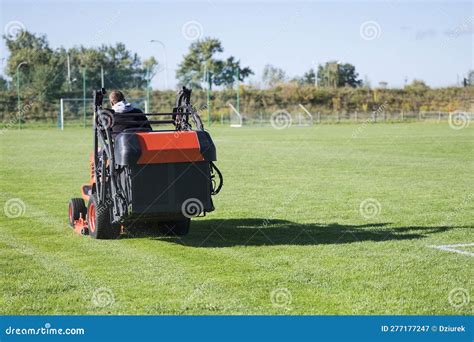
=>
[128,218,454,247]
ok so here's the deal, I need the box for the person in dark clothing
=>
[109,90,151,136]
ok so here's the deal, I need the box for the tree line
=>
[2,30,431,97]
[2,31,157,100]
[1,30,473,123]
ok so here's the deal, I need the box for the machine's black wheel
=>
[160,218,191,236]
[87,195,120,239]
[68,198,87,227]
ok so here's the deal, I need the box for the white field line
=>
[428,243,474,257]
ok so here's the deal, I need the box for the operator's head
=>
[109,90,125,106]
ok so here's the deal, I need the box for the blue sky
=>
[0,0,472,89]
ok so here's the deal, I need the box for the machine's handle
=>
[93,88,107,113]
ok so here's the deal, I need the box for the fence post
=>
[60,98,64,131]
[317,112,321,124]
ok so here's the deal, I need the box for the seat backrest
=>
[114,131,216,166]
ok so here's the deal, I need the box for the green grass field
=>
[0,123,473,315]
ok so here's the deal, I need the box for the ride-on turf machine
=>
[68,87,223,239]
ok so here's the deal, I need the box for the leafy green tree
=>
[338,63,362,87]
[176,38,252,89]
[303,69,316,85]
[143,57,159,83]
[262,64,287,87]
[466,70,474,86]
[317,62,362,88]
[4,30,65,100]
[0,75,9,91]
[295,68,316,86]
[67,43,157,91]
[214,56,253,88]
[404,79,429,92]
[177,38,223,89]
[65,47,102,91]
[4,29,159,105]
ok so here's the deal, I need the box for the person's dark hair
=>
[109,90,125,105]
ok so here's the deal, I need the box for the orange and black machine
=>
[68,87,223,239]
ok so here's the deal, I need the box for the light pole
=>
[146,66,151,111]
[335,61,341,88]
[203,65,211,126]
[314,66,318,88]
[16,61,28,130]
[311,61,318,88]
[235,68,240,115]
[150,39,169,89]
[67,54,72,91]
[328,61,340,88]
[82,67,87,128]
